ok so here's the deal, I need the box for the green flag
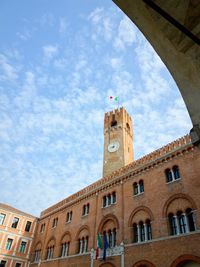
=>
[97,233,103,249]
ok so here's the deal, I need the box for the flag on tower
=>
[96,233,102,259]
[109,96,119,102]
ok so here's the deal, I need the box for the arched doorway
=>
[171,255,200,267]
[99,263,116,267]
[133,260,156,267]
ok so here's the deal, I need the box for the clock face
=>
[108,141,120,153]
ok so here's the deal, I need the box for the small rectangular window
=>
[0,213,6,225]
[15,263,21,267]
[52,218,58,228]
[5,238,13,250]
[11,217,19,228]
[19,241,27,253]
[40,223,45,233]
[25,221,32,232]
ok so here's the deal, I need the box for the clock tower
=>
[103,107,134,177]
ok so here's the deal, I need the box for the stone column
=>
[144,224,148,241]
[171,170,175,181]
[183,213,189,233]
[90,248,95,267]
[66,243,69,256]
[137,225,141,242]
[120,242,124,267]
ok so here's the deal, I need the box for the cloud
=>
[114,16,138,51]
[43,45,58,60]
[16,30,31,41]
[110,57,123,70]
[0,54,18,81]
[88,7,114,41]
[59,17,68,34]
[88,7,104,24]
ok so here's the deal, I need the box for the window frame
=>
[5,238,13,250]
[25,221,32,232]
[19,241,27,253]
[0,213,6,225]
[11,217,19,229]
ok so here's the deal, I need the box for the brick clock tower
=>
[103,107,134,177]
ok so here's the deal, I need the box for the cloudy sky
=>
[0,0,192,216]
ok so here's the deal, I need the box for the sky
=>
[0,0,192,216]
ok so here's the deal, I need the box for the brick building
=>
[1,107,200,267]
[0,203,37,267]
[28,107,200,267]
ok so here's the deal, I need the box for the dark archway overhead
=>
[112,0,200,146]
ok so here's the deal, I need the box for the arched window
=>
[168,213,177,235]
[173,165,180,180]
[177,211,187,234]
[61,241,70,257]
[146,219,152,240]
[103,196,106,207]
[87,203,90,214]
[139,222,145,242]
[133,220,152,243]
[113,228,117,247]
[85,236,88,252]
[108,194,111,206]
[34,250,41,262]
[108,229,112,248]
[126,123,130,132]
[133,182,138,195]
[66,211,72,223]
[82,204,89,216]
[102,228,116,248]
[111,114,117,127]
[111,120,117,127]
[133,223,138,243]
[46,246,54,260]
[165,168,173,183]
[112,192,116,204]
[139,180,144,193]
[82,205,86,216]
[78,236,89,254]
[186,208,195,232]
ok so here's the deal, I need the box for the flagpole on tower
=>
[109,96,120,109]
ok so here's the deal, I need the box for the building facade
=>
[1,108,199,267]
[0,203,37,267]
[28,107,200,267]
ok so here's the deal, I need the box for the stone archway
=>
[112,0,200,144]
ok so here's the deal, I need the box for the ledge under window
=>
[166,177,181,184]
[133,192,144,197]
[102,202,116,209]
